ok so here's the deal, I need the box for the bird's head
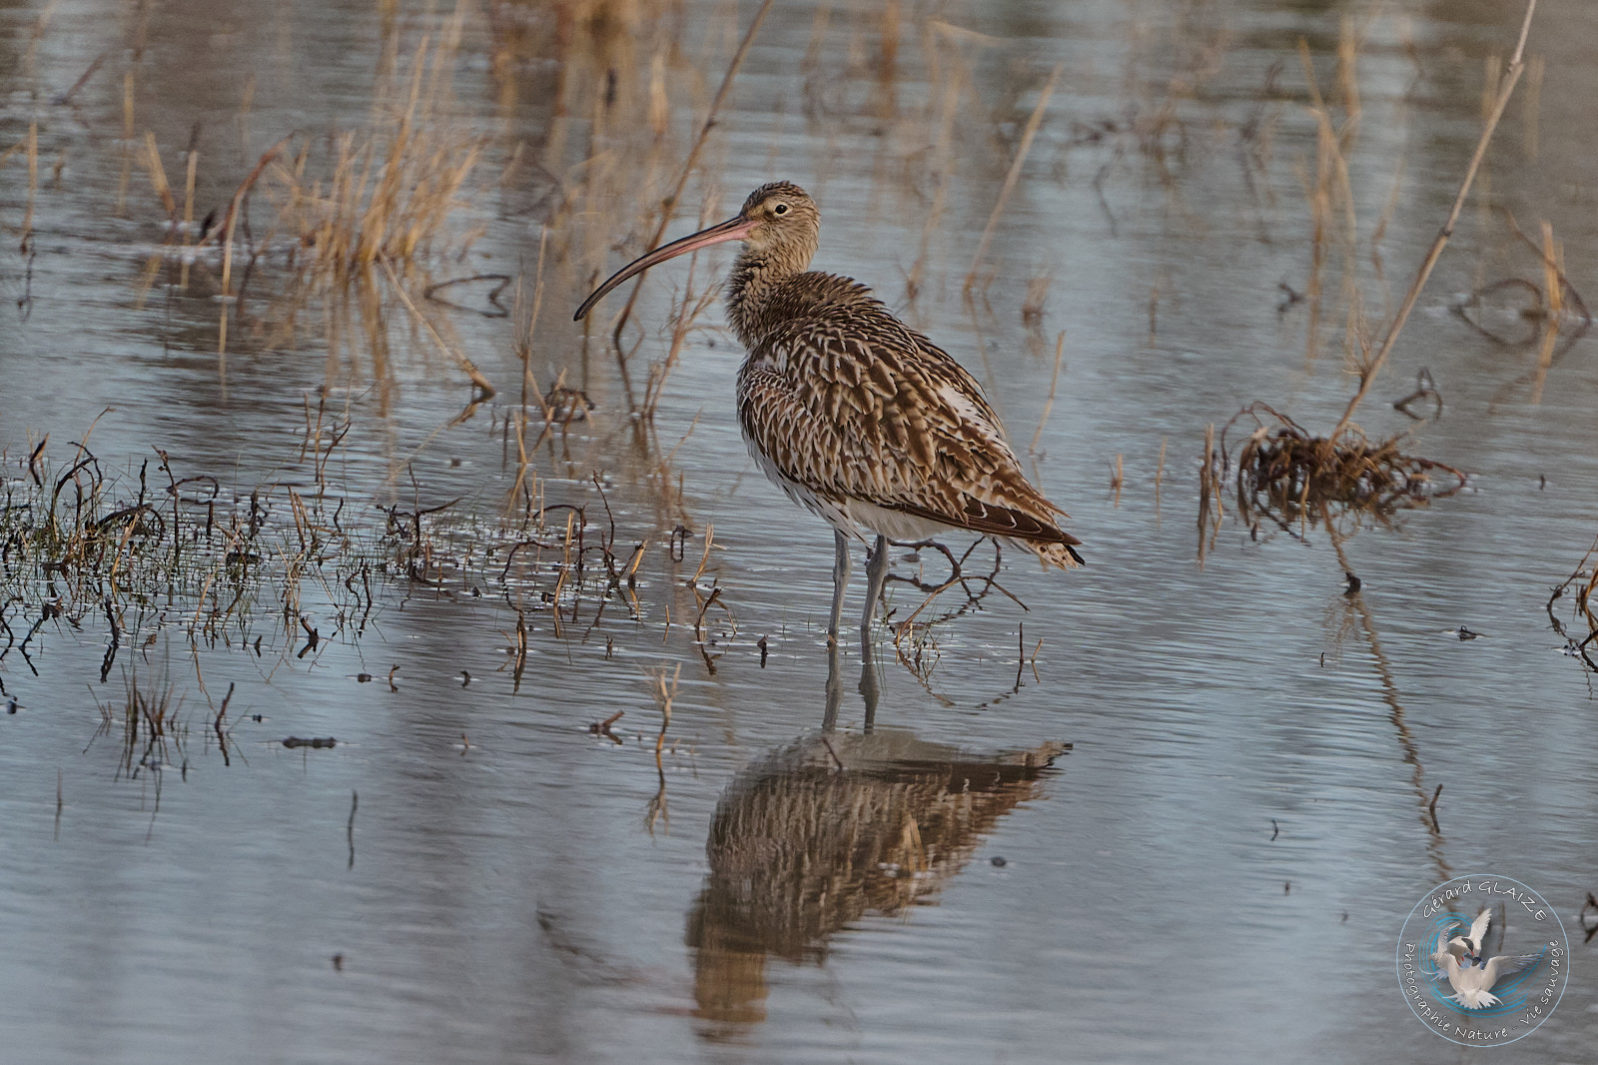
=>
[1444,934,1475,963]
[734,181,820,266]
[574,181,819,321]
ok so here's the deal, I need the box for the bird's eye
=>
[773,203,789,215]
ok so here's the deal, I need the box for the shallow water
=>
[2,0,1597,1062]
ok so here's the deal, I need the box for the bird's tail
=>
[1451,989,1501,1010]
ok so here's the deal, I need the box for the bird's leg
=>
[860,535,889,637]
[856,536,888,731]
[822,636,843,732]
[827,529,852,642]
[857,608,880,732]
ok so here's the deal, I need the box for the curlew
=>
[575,181,1082,641]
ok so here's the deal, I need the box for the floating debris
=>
[1217,404,1467,535]
[588,711,624,745]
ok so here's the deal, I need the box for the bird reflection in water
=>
[684,640,1067,1026]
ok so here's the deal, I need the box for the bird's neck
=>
[725,251,788,350]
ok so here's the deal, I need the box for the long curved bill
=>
[574,213,755,321]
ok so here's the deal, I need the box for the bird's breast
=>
[742,339,790,377]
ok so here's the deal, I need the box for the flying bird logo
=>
[1428,906,1546,1010]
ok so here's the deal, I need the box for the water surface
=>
[2,0,1596,1062]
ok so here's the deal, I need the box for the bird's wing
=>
[738,308,1074,547]
[1467,907,1493,951]
[1477,903,1508,959]
[1482,951,1544,986]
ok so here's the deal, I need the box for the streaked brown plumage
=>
[575,181,1082,639]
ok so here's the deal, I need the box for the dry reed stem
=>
[379,258,496,398]
[641,235,720,421]
[1529,219,1564,402]
[603,0,776,348]
[1369,157,1406,302]
[1572,542,1598,634]
[650,664,681,759]
[520,229,550,410]
[689,523,715,587]
[1295,37,1361,363]
[1327,0,1538,442]
[1545,529,1598,664]
[964,62,1062,295]
[218,198,238,362]
[116,70,134,215]
[143,132,175,219]
[179,148,197,290]
[1500,207,1590,326]
[197,135,291,250]
[645,663,682,834]
[904,38,969,301]
[1027,331,1066,455]
[1453,210,1591,378]
[21,123,38,250]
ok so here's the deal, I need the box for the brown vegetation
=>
[1548,534,1598,674]
[1207,1,1539,542]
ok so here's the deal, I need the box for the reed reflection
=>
[685,641,1067,1027]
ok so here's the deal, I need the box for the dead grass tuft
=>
[1211,0,1536,539]
[261,19,483,291]
[1217,404,1465,534]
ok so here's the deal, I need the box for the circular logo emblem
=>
[1396,874,1568,1046]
